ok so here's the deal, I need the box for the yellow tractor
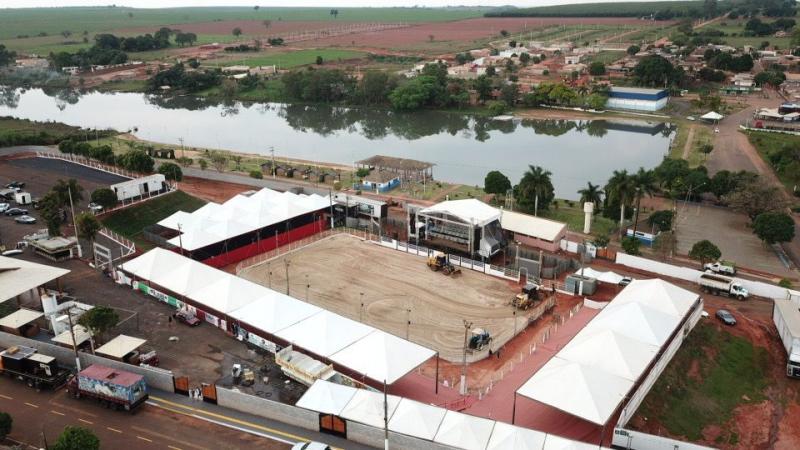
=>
[427,251,461,276]
[512,283,540,310]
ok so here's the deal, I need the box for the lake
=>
[0,86,673,198]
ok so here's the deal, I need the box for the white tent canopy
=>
[433,410,496,450]
[276,310,374,358]
[558,329,659,381]
[419,199,501,227]
[52,325,93,348]
[0,256,69,303]
[330,330,437,384]
[542,434,603,449]
[388,398,447,440]
[486,421,547,450]
[610,278,697,319]
[0,308,43,329]
[573,268,627,285]
[227,293,322,334]
[501,210,566,242]
[339,387,401,428]
[295,379,356,415]
[95,335,146,359]
[700,111,723,121]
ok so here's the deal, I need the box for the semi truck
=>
[0,345,71,390]
[67,364,148,412]
[773,299,800,378]
[698,272,749,300]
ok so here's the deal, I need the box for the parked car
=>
[175,311,201,326]
[4,208,28,216]
[618,277,633,287]
[1,249,23,257]
[291,443,331,450]
[715,309,737,326]
[704,261,736,276]
[88,202,103,213]
[0,203,9,213]
[14,215,36,224]
[5,181,24,189]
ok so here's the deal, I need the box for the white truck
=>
[703,261,736,276]
[698,272,749,300]
[773,299,800,378]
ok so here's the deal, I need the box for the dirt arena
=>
[237,233,530,362]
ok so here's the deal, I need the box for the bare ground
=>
[237,233,523,362]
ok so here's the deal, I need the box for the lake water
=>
[0,86,673,198]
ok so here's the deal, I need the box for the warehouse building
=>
[157,188,331,268]
[606,87,669,112]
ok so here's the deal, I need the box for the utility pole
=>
[179,137,185,158]
[383,380,389,450]
[177,223,184,256]
[68,186,82,258]
[270,146,276,179]
[66,307,81,371]
[284,259,290,295]
[460,320,473,396]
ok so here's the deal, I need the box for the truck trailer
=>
[67,364,148,411]
[698,272,749,300]
[773,299,800,378]
[0,345,70,390]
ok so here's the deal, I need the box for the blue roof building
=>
[606,87,669,112]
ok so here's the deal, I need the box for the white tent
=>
[610,279,697,319]
[187,276,262,314]
[419,199,501,227]
[339,387,401,428]
[486,422,547,450]
[501,210,566,242]
[542,434,602,450]
[517,357,633,425]
[388,398,447,440]
[95,335,146,359]
[227,293,322,334]
[433,410,496,450]
[150,259,221,298]
[557,329,658,381]
[700,111,723,122]
[586,301,677,347]
[573,268,627,285]
[0,308,43,329]
[276,310,374,357]
[330,330,436,384]
[295,379,356,415]
[0,256,69,303]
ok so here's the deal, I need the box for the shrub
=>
[621,236,641,255]
[249,170,263,179]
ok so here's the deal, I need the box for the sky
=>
[0,0,691,8]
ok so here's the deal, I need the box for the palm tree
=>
[519,165,554,216]
[577,182,603,211]
[631,167,659,234]
[605,169,636,230]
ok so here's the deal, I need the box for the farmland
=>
[485,1,706,18]
[209,49,366,69]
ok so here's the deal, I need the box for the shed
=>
[52,325,93,349]
[111,174,166,202]
[355,155,434,182]
[606,87,669,112]
[14,191,31,205]
[0,308,43,336]
[95,335,147,361]
[501,210,566,252]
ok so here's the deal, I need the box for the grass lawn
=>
[704,19,793,49]
[210,49,366,69]
[585,50,626,65]
[101,190,206,250]
[95,79,148,93]
[634,322,769,444]
[0,117,98,146]
[747,130,800,192]
[540,199,617,237]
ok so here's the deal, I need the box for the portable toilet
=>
[14,191,31,205]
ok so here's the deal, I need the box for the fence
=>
[235,228,363,274]
[36,151,136,179]
[97,226,136,261]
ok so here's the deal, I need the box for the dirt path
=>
[681,125,696,160]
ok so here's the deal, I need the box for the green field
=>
[633,323,769,443]
[101,190,206,250]
[486,1,704,17]
[747,130,800,192]
[211,49,366,69]
[540,199,617,237]
[0,6,486,41]
[703,19,793,49]
[585,50,626,65]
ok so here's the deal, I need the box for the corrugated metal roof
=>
[0,256,70,303]
[609,86,667,95]
[79,364,143,387]
[95,335,146,359]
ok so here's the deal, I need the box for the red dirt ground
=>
[178,176,253,203]
[120,20,362,36]
[298,17,666,50]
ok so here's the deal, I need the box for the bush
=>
[249,170,263,179]
[0,412,11,440]
[487,100,507,116]
[621,236,641,255]
[355,168,370,178]
[90,188,118,209]
[53,426,99,450]
[157,162,183,181]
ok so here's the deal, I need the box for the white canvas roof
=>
[0,256,69,303]
[228,293,322,334]
[700,111,723,120]
[160,188,330,251]
[574,268,627,285]
[0,309,43,329]
[388,398,447,440]
[516,279,698,425]
[501,210,566,242]
[330,330,436,384]
[150,259,223,298]
[419,199,500,227]
[52,325,93,347]
[295,379,356,415]
[276,310,374,357]
[542,434,602,450]
[95,335,146,359]
[186,276,262,314]
[486,421,547,450]
[339,386,402,428]
[433,410,496,450]
[121,247,186,283]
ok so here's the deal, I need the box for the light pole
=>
[460,320,473,396]
[284,259,290,295]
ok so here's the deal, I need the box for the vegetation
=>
[752,212,796,244]
[147,63,222,93]
[577,182,603,210]
[621,236,641,255]
[101,190,206,249]
[117,149,155,173]
[487,1,721,19]
[0,117,104,147]
[53,426,100,450]
[484,171,511,195]
[90,188,118,209]
[647,210,673,232]
[76,212,102,246]
[78,305,119,341]
[747,131,800,190]
[225,49,365,69]
[723,177,790,221]
[516,165,555,214]
[635,323,769,442]
[0,45,16,66]
[689,239,721,265]
[158,162,183,181]
[0,412,11,440]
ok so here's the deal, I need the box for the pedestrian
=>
[168,315,173,326]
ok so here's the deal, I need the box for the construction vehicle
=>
[67,364,148,412]
[427,251,461,276]
[698,272,749,300]
[468,328,492,351]
[0,345,70,390]
[513,283,540,310]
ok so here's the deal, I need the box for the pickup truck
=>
[703,261,736,276]
[698,272,749,300]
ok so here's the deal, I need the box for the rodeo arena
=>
[7,153,800,450]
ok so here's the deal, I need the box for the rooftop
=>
[609,86,667,95]
[79,364,143,387]
[0,309,43,329]
[95,335,147,359]
[500,210,566,242]
[0,256,70,303]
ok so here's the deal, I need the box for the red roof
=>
[79,364,143,387]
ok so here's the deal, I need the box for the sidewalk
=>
[147,389,376,450]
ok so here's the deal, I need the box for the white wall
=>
[112,175,165,201]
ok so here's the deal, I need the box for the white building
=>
[111,174,167,202]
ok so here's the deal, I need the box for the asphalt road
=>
[0,378,291,450]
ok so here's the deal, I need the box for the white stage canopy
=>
[419,198,501,227]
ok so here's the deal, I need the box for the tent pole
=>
[512,393,517,424]
[435,353,439,394]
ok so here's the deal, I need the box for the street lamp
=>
[460,320,473,396]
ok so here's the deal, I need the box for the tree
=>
[474,75,492,103]
[689,239,721,265]
[589,61,606,76]
[316,55,323,65]
[0,412,11,440]
[249,170,263,179]
[0,45,16,67]
[209,152,228,172]
[487,100,507,116]
[500,30,509,37]
[754,70,786,87]
[90,188,118,209]
[484,171,511,195]
[652,231,676,261]
[626,45,640,55]
[175,32,197,47]
[516,165,554,214]
[118,150,154,173]
[723,177,790,220]
[621,236,641,255]
[158,162,183,181]
[53,426,100,450]
[605,169,636,227]
[519,52,530,65]
[39,192,65,236]
[198,159,208,170]
[77,305,119,342]
[230,155,243,170]
[753,212,795,244]
[76,212,101,248]
[647,210,674,232]
[61,30,72,39]
[585,93,607,110]
[232,27,243,37]
[631,167,658,231]
[52,179,85,208]
[500,83,519,105]
[577,182,603,209]
[633,55,682,87]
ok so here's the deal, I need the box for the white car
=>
[704,261,736,276]
[686,116,695,121]
[0,203,9,213]
[88,202,103,213]
[14,215,36,224]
